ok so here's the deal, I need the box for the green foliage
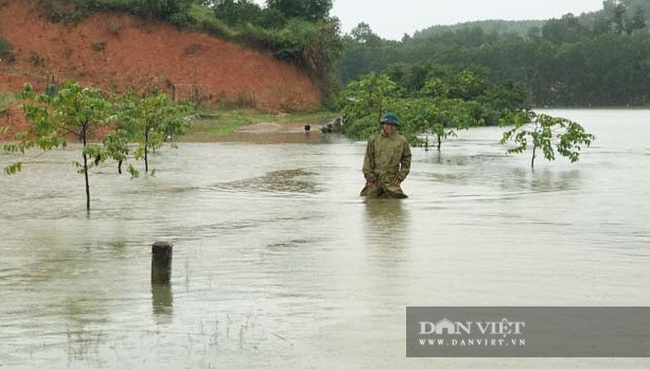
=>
[102,125,132,174]
[266,0,332,22]
[414,19,546,39]
[620,0,650,18]
[448,69,489,100]
[2,80,194,210]
[267,18,342,84]
[500,110,595,169]
[419,77,449,99]
[338,63,529,152]
[337,1,650,108]
[337,72,400,139]
[542,14,589,44]
[396,97,478,150]
[38,0,89,25]
[188,4,343,89]
[127,163,140,178]
[210,0,266,27]
[340,72,401,124]
[187,4,236,39]
[3,162,21,175]
[350,22,382,46]
[134,0,193,21]
[0,92,17,108]
[118,88,189,175]
[4,81,113,210]
[626,7,647,34]
[43,0,194,24]
[0,36,15,62]
[337,115,379,141]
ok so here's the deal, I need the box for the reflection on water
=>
[363,199,409,254]
[65,328,104,362]
[530,169,582,192]
[152,284,173,322]
[427,151,471,166]
[498,167,582,193]
[363,198,408,241]
[0,110,649,368]
[362,199,410,287]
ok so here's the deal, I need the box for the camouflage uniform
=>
[360,131,412,198]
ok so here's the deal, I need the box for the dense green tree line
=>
[337,1,650,107]
[414,19,545,40]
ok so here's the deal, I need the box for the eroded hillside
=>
[0,0,321,119]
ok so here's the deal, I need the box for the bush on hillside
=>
[0,36,15,62]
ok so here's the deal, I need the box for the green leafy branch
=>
[500,110,595,169]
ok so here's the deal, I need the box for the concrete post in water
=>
[151,241,173,284]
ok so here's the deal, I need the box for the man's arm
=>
[362,136,377,182]
[397,140,412,181]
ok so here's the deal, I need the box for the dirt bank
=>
[0,1,322,138]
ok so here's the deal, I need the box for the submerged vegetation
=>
[3,82,189,210]
[0,78,337,210]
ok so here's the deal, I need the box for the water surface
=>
[1,109,649,368]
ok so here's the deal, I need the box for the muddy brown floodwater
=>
[0,109,649,368]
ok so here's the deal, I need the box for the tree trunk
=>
[531,145,537,169]
[82,125,90,211]
[144,129,149,173]
[437,135,442,152]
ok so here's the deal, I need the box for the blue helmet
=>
[380,112,400,127]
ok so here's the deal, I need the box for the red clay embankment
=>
[0,0,322,138]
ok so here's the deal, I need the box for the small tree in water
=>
[398,97,479,151]
[341,72,401,124]
[102,124,133,175]
[119,89,189,176]
[500,110,595,169]
[3,82,112,210]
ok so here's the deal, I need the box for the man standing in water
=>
[360,112,412,198]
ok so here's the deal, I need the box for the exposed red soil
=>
[0,0,322,139]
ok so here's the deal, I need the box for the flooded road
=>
[1,109,649,368]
